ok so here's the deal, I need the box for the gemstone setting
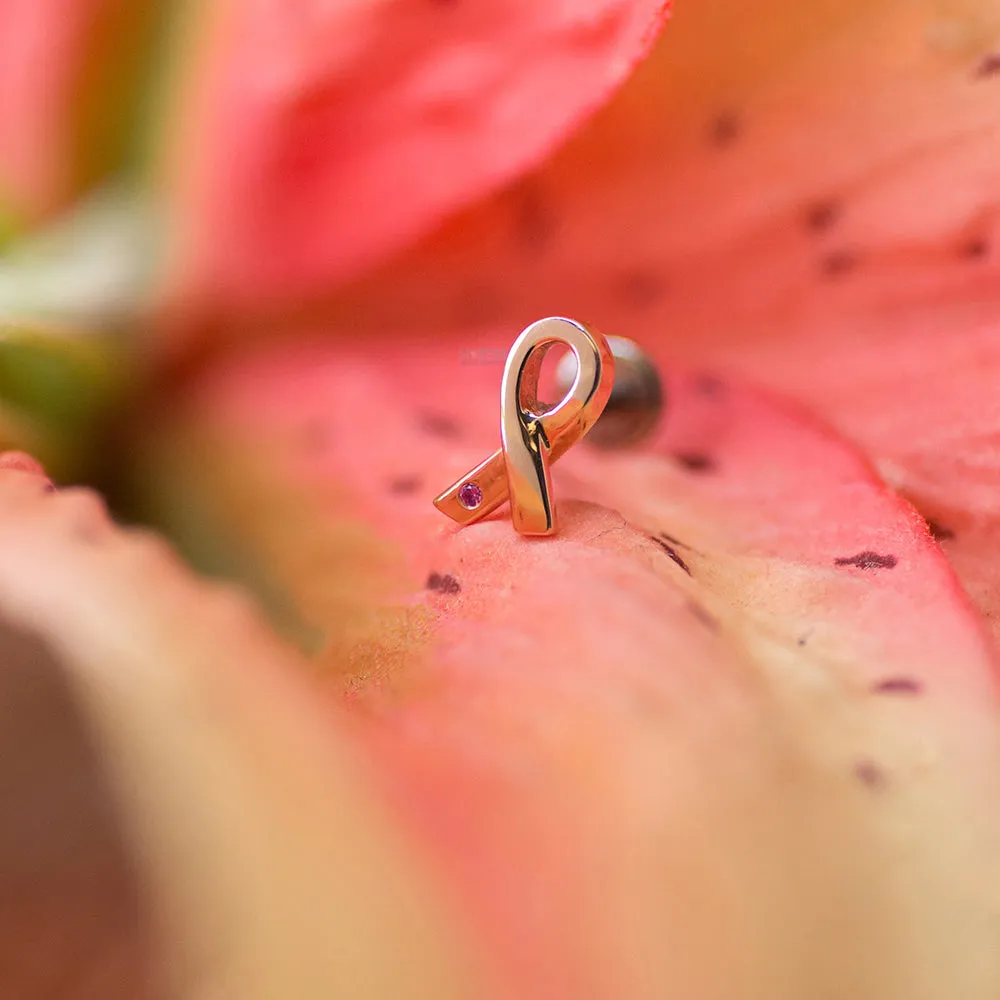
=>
[457,481,483,510]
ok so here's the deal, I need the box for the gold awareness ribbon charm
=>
[433,317,615,536]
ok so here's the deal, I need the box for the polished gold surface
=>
[434,317,615,536]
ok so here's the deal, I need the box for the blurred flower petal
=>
[155,0,670,323]
[0,460,484,999]
[330,0,1000,343]
[0,1,155,236]
[131,337,1000,998]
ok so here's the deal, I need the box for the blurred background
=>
[1,0,998,995]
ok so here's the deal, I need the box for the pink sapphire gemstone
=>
[457,481,483,510]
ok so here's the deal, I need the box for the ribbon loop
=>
[433,317,615,536]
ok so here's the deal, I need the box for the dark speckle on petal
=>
[418,412,460,438]
[694,374,726,396]
[973,52,1000,78]
[426,572,461,595]
[673,452,716,474]
[834,551,898,570]
[804,199,841,233]
[388,476,423,495]
[659,532,688,549]
[708,110,741,148]
[872,676,924,696]
[687,601,719,633]
[615,267,666,310]
[652,535,691,575]
[820,249,859,277]
[854,758,888,791]
[960,237,990,260]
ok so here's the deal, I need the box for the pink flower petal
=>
[131,336,1000,997]
[330,0,1000,341]
[156,0,670,321]
[721,312,1000,685]
[322,0,1000,662]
